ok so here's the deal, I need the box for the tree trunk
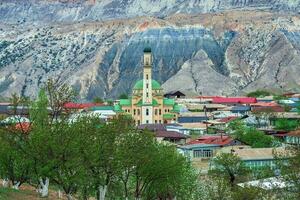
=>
[67,193,73,200]
[12,181,21,190]
[39,178,49,197]
[135,197,142,200]
[58,190,62,199]
[2,179,9,188]
[173,196,177,200]
[98,185,107,200]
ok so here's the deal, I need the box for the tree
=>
[247,90,271,98]
[275,118,299,131]
[276,146,300,199]
[209,153,249,187]
[119,93,128,99]
[93,97,104,103]
[0,127,31,190]
[227,120,277,148]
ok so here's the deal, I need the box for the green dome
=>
[133,79,161,90]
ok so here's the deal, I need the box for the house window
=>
[146,109,149,116]
[159,109,161,115]
[193,149,212,158]
[134,109,136,115]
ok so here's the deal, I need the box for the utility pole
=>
[204,105,208,135]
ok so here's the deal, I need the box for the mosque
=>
[115,48,180,125]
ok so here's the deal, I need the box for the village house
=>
[213,147,289,170]
[285,129,300,145]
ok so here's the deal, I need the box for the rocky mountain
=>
[1,0,300,24]
[0,1,300,100]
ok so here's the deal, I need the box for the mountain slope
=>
[0,6,300,99]
[1,0,300,24]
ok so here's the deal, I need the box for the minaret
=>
[141,47,153,124]
[142,47,153,104]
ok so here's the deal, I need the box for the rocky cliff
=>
[1,0,300,24]
[0,1,300,100]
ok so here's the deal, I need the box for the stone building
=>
[115,48,180,125]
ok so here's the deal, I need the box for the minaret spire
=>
[142,47,153,104]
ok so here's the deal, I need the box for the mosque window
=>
[134,109,136,115]
[146,74,149,80]
[146,83,149,89]
[146,109,149,116]
[159,109,161,115]
[146,92,149,97]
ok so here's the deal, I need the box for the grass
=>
[0,186,66,200]
[0,188,34,200]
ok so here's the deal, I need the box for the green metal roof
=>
[119,99,131,106]
[171,104,180,113]
[133,80,161,90]
[113,104,123,112]
[163,98,175,106]
[89,106,114,111]
[136,99,159,107]
[163,113,176,119]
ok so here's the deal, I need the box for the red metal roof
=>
[251,102,279,107]
[287,129,300,137]
[187,135,233,146]
[64,102,104,109]
[218,116,237,123]
[212,97,257,104]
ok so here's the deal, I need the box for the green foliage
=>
[231,185,272,200]
[275,118,299,131]
[273,95,286,101]
[239,128,275,148]
[209,153,249,187]
[247,90,271,98]
[118,93,128,99]
[228,120,277,148]
[93,96,104,103]
[276,146,300,199]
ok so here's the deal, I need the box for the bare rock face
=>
[1,4,300,100]
[162,50,237,96]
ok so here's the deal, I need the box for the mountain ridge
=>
[1,2,300,100]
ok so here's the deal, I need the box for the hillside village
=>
[0,48,300,199]
[1,49,300,172]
